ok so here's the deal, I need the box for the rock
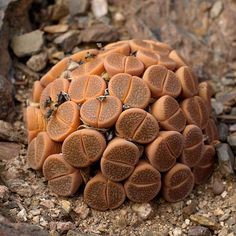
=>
[0,185,9,202]
[43,24,69,34]
[131,203,152,220]
[59,200,71,214]
[114,12,125,24]
[0,0,32,77]
[11,30,44,57]
[0,76,15,121]
[227,132,236,149]
[188,226,212,236]
[26,52,48,72]
[172,228,182,236]
[80,23,118,43]
[17,209,27,222]
[229,124,236,132]
[218,123,229,142]
[0,120,26,143]
[183,201,197,217]
[50,0,69,21]
[218,228,229,236]
[67,0,89,16]
[91,0,108,18]
[216,143,235,175]
[73,203,90,219]
[210,1,224,19]
[57,222,75,234]
[0,142,21,161]
[0,222,48,236]
[6,179,34,197]
[54,30,80,52]
[190,214,221,231]
[211,99,224,115]
[212,178,225,195]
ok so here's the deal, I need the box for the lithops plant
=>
[25,39,219,211]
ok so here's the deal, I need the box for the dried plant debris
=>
[24,39,220,212]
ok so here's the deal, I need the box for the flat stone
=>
[67,0,89,16]
[43,24,69,34]
[0,142,21,161]
[26,52,48,72]
[210,1,224,19]
[11,30,44,57]
[216,143,235,176]
[218,123,229,142]
[190,214,221,231]
[80,23,118,43]
[91,0,108,18]
[188,226,212,236]
[54,30,79,52]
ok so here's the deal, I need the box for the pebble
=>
[32,215,40,224]
[210,1,223,19]
[73,203,90,219]
[114,12,125,23]
[212,178,225,195]
[227,132,236,149]
[190,214,220,231]
[59,200,71,214]
[11,30,44,57]
[172,228,182,236]
[54,30,80,52]
[213,208,224,216]
[183,201,197,217]
[17,208,27,222]
[221,191,228,198]
[188,226,212,236]
[29,209,41,216]
[216,143,235,176]
[229,124,236,132]
[26,52,48,72]
[67,0,89,16]
[217,123,229,142]
[6,179,34,197]
[40,199,55,209]
[91,0,108,18]
[57,222,75,234]
[44,24,69,33]
[131,203,152,220]
[50,1,69,21]
[211,99,224,115]
[0,185,9,202]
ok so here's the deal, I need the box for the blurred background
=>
[0,0,236,121]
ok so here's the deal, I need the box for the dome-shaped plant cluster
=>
[25,39,219,211]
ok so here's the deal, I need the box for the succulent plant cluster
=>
[25,39,219,211]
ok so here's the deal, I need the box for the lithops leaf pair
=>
[25,39,219,211]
